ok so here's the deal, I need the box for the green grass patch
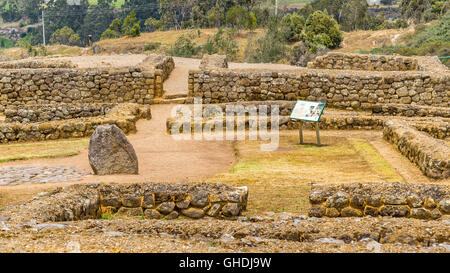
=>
[0,138,89,162]
[204,135,402,215]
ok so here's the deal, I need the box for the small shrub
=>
[168,35,200,57]
[143,42,161,51]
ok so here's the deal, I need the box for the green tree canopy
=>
[49,26,81,46]
[305,10,343,49]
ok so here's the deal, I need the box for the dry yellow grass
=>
[335,28,415,53]
[0,45,84,61]
[0,138,88,163]
[204,135,402,215]
[95,28,264,61]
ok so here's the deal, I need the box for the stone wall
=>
[187,68,450,110]
[0,103,151,144]
[307,52,419,71]
[166,101,449,139]
[0,67,156,111]
[5,103,117,123]
[383,120,449,179]
[0,59,76,69]
[308,182,450,219]
[371,103,450,118]
[199,54,228,70]
[137,54,175,97]
[9,182,249,223]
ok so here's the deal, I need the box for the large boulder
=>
[88,124,138,175]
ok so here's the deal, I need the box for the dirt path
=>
[0,104,235,188]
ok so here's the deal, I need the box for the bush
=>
[0,37,14,48]
[101,19,123,40]
[145,18,163,32]
[305,11,343,48]
[202,28,239,60]
[280,12,305,43]
[290,42,329,67]
[244,19,288,63]
[143,42,161,51]
[169,35,200,57]
[123,11,141,37]
[49,26,81,46]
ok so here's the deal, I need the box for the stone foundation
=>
[12,182,248,223]
[309,182,450,219]
[137,54,175,97]
[0,103,151,144]
[166,103,449,139]
[307,52,419,71]
[383,120,449,179]
[200,54,228,69]
[5,103,117,123]
[371,103,450,118]
[0,59,76,69]
[188,68,449,109]
[0,54,175,111]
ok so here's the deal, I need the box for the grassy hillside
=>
[94,28,265,61]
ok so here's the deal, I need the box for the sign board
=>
[289,100,326,122]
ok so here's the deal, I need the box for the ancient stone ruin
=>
[309,182,450,219]
[5,182,248,223]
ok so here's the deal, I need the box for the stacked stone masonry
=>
[307,52,449,72]
[0,54,175,112]
[188,68,449,110]
[199,54,228,70]
[309,182,450,219]
[371,103,450,118]
[0,59,76,69]
[0,103,151,144]
[137,54,175,97]
[13,182,249,223]
[307,52,420,71]
[0,67,155,112]
[5,103,117,123]
[383,120,449,179]
[166,101,449,139]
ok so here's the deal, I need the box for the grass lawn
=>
[0,138,88,163]
[204,135,402,215]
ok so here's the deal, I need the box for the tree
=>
[305,10,343,48]
[123,10,141,37]
[101,18,123,40]
[246,12,258,32]
[280,12,305,42]
[49,26,81,46]
[145,17,163,32]
[245,17,288,63]
[400,0,435,23]
[207,3,225,28]
[122,0,159,23]
[79,0,115,45]
[226,5,248,30]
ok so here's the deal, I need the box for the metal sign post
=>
[290,100,326,146]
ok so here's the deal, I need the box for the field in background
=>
[94,28,264,61]
[336,28,415,53]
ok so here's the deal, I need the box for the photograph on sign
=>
[289,100,326,122]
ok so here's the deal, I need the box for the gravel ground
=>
[0,209,449,253]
